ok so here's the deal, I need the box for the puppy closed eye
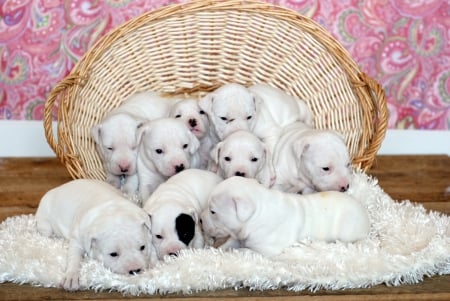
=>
[107,146,114,151]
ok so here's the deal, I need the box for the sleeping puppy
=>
[35,179,153,291]
[91,91,171,195]
[136,117,201,201]
[201,177,370,257]
[198,83,312,153]
[272,122,351,194]
[169,98,218,169]
[209,130,275,187]
[142,169,222,260]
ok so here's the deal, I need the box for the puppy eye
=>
[224,156,231,162]
[251,157,258,162]
[183,144,188,149]
[140,245,145,251]
[109,252,119,257]
[175,114,181,118]
[199,110,205,115]
[107,147,114,151]
[210,210,216,215]
[155,235,163,239]
[155,149,163,154]
[220,117,227,121]
[247,115,252,120]
[322,167,330,171]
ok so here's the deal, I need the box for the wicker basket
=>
[44,0,387,181]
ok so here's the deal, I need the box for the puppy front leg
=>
[62,239,84,291]
[121,173,139,197]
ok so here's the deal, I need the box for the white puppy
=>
[199,83,312,153]
[272,122,352,194]
[169,98,217,169]
[136,117,201,201]
[201,177,370,257]
[35,179,153,291]
[91,91,171,195]
[142,169,222,260]
[209,130,275,187]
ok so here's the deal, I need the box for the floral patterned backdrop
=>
[1,0,449,129]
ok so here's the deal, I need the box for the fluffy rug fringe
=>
[1,170,449,295]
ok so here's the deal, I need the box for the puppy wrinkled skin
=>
[136,117,201,201]
[91,91,171,195]
[35,179,153,291]
[209,130,275,187]
[201,177,370,256]
[169,98,218,169]
[272,122,352,194]
[198,83,312,154]
[142,169,222,260]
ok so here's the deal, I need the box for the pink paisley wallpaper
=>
[0,0,449,129]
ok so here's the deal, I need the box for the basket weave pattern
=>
[44,0,387,181]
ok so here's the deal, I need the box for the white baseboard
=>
[0,120,449,157]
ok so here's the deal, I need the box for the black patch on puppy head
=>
[175,213,195,246]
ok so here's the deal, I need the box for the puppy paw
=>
[61,272,80,291]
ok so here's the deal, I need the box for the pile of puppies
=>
[35,83,370,290]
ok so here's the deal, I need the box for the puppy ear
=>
[91,124,101,144]
[189,208,199,224]
[209,142,222,167]
[187,131,200,154]
[143,214,152,232]
[233,197,256,222]
[251,92,263,115]
[293,138,311,158]
[198,94,214,115]
[136,122,151,145]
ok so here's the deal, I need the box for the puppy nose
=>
[169,252,178,257]
[189,118,197,127]
[235,171,246,177]
[175,164,185,173]
[129,268,142,275]
[119,164,129,173]
[340,184,350,192]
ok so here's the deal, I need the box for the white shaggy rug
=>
[0,171,449,295]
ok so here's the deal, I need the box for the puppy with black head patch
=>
[142,169,222,260]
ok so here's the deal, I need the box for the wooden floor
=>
[0,155,449,300]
